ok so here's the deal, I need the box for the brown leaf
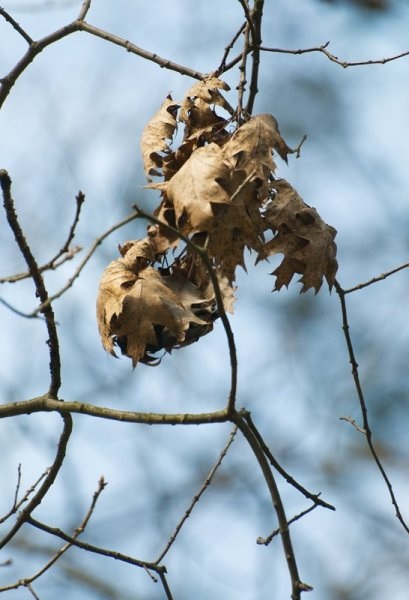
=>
[97,260,217,366]
[258,179,338,293]
[141,95,179,179]
[165,143,231,232]
[223,114,286,181]
[180,77,232,122]
[205,177,265,281]
[182,97,228,141]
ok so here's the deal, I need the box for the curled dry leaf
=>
[258,179,338,293]
[97,255,220,366]
[141,95,179,178]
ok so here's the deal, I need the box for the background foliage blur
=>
[1,1,409,598]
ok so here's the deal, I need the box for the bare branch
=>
[32,210,139,314]
[339,415,366,434]
[25,516,167,579]
[216,21,246,74]
[25,584,40,600]
[0,246,82,285]
[0,16,205,110]
[0,296,42,319]
[245,0,264,114]
[0,7,33,44]
[0,394,230,425]
[0,465,50,524]
[77,0,91,20]
[343,261,409,294]
[0,169,61,397]
[236,20,250,119]
[233,411,313,599]
[257,502,320,546]
[238,0,257,45]
[0,413,73,551]
[78,21,205,80]
[155,425,238,564]
[335,279,409,534]
[260,40,409,69]
[0,477,107,595]
[244,412,335,511]
[0,190,84,285]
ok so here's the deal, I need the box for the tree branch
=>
[0,190,84,285]
[155,425,238,564]
[343,261,409,294]
[244,412,335,511]
[0,465,50,525]
[25,516,167,579]
[0,395,230,425]
[335,279,409,534]
[0,413,73,550]
[260,40,409,69]
[0,7,33,44]
[233,411,313,599]
[245,0,264,114]
[31,210,139,314]
[0,169,61,397]
[78,21,205,81]
[0,476,107,594]
[0,14,205,110]
[216,21,246,74]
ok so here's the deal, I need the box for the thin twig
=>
[0,247,82,285]
[157,572,174,600]
[0,7,33,44]
[236,20,250,119]
[0,477,107,595]
[25,584,40,600]
[78,21,205,80]
[335,279,409,534]
[0,190,84,285]
[245,0,264,115]
[238,0,257,46]
[155,425,238,564]
[257,502,320,546]
[77,0,91,20]
[244,413,335,511]
[0,17,204,110]
[0,413,73,550]
[343,261,409,294]
[0,296,42,319]
[339,415,366,434]
[233,411,313,599]
[260,40,409,69]
[0,169,61,397]
[32,210,139,314]
[25,516,167,577]
[216,22,246,74]
[0,465,50,524]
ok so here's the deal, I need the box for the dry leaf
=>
[165,143,231,232]
[180,77,231,122]
[97,255,219,365]
[141,96,179,178]
[258,179,338,292]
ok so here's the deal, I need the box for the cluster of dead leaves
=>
[97,77,338,365]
